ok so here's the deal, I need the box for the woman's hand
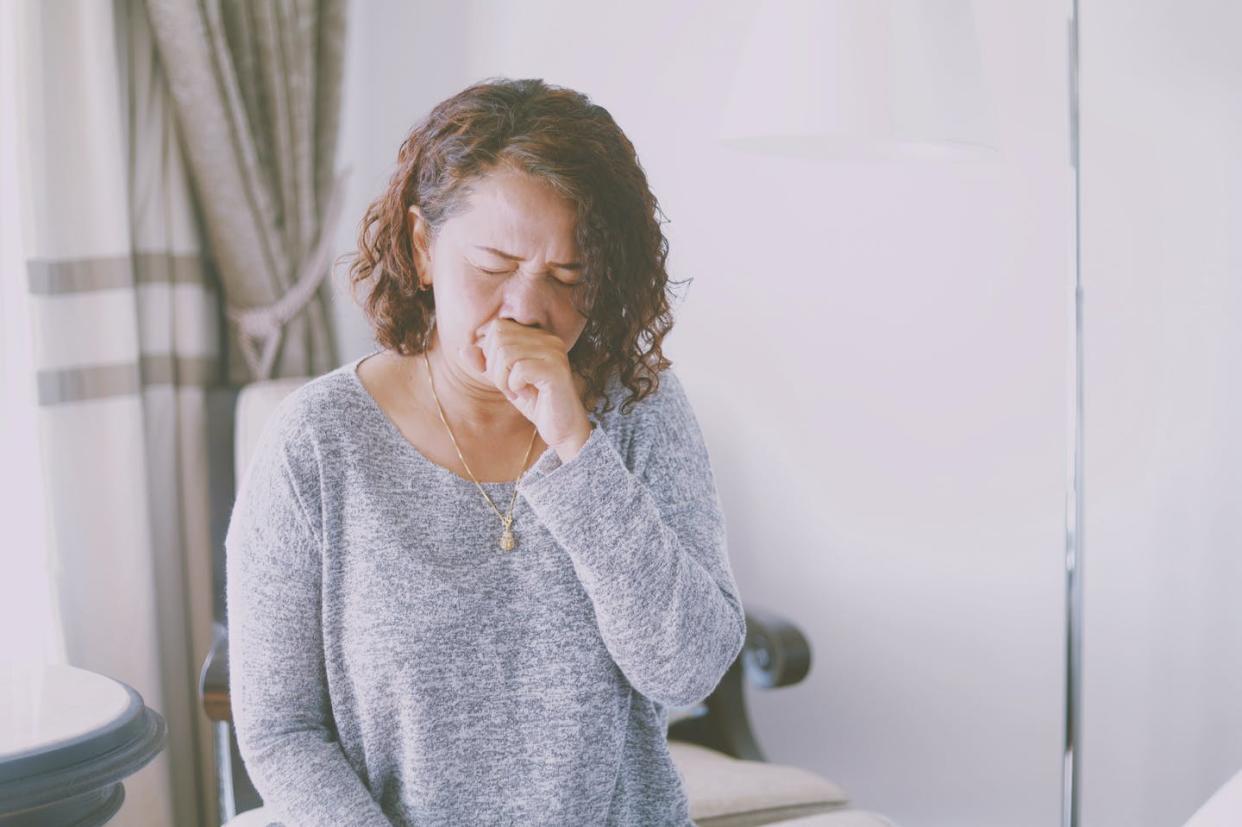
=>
[459,319,594,462]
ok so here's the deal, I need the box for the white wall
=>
[1079,2,1242,825]
[330,3,1077,825]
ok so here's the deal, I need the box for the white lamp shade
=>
[717,0,998,160]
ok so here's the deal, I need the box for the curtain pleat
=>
[143,0,346,384]
[15,0,221,823]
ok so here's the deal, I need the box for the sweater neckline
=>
[344,349,560,493]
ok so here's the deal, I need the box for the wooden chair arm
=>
[741,605,812,689]
[667,604,813,761]
[200,623,232,723]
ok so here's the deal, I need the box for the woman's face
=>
[409,166,589,389]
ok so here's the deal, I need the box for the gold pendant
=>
[499,516,516,552]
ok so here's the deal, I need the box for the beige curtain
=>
[14,1,347,824]
[17,1,216,824]
[144,0,347,384]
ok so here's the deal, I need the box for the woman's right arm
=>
[225,402,393,827]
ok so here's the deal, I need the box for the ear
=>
[407,205,433,283]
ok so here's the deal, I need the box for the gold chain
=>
[421,350,538,552]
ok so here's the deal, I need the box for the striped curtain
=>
[144,0,347,385]
[12,1,345,824]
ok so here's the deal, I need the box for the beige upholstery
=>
[222,742,889,827]
[223,808,277,827]
[767,814,898,827]
[669,740,876,827]
[225,801,896,827]
[234,377,310,490]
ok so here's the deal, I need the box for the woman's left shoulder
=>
[623,367,717,478]
[643,366,696,415]
[598,365,691,417]
[603,367,707,445]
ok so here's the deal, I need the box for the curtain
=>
[0,0,63,674]
[12,0,347,824]
[143,0,347,384]
[15,1,215,823]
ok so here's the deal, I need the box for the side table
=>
[0,663,167,826]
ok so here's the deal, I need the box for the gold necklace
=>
[422,350,538,552]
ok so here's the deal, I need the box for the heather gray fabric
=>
[225,349,747,826]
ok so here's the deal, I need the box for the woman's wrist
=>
[553,419,595,464]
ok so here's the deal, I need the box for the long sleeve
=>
[225,401,393,827]
[516,370,746,709]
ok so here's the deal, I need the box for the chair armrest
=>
[742,606,811,689]
[200,622,232,723]
[668,604,813,762]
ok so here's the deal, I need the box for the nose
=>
[501,317,541,330]
[497,275,553,330]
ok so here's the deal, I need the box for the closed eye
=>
[475,264,579,287]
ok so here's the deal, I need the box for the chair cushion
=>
[223,803,899,827]
[668,702,708,724]
[222,806,278,827]
[224,745,870,827]
[668,740,852,827]
[767,811,898,826]
[233,377,309,489]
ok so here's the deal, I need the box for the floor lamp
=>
[1065,2,1084,826]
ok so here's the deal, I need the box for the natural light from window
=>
[1,2,65,670]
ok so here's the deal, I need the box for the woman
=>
[225,77,746,827]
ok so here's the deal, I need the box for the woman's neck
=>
[411,343,533,440]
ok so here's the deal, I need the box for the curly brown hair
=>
[340,77,689,417]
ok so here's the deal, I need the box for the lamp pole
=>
[1063,1,1085,826]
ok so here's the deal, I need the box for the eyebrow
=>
[473,245,583,271]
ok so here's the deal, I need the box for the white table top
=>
[0,661,166,823]
[0,663,134,760]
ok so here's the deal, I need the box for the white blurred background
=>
[324,2,1241,825]
[333,3,1074,825]
[3,1,1238,825]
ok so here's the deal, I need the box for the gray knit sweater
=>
[224,349,746,826]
